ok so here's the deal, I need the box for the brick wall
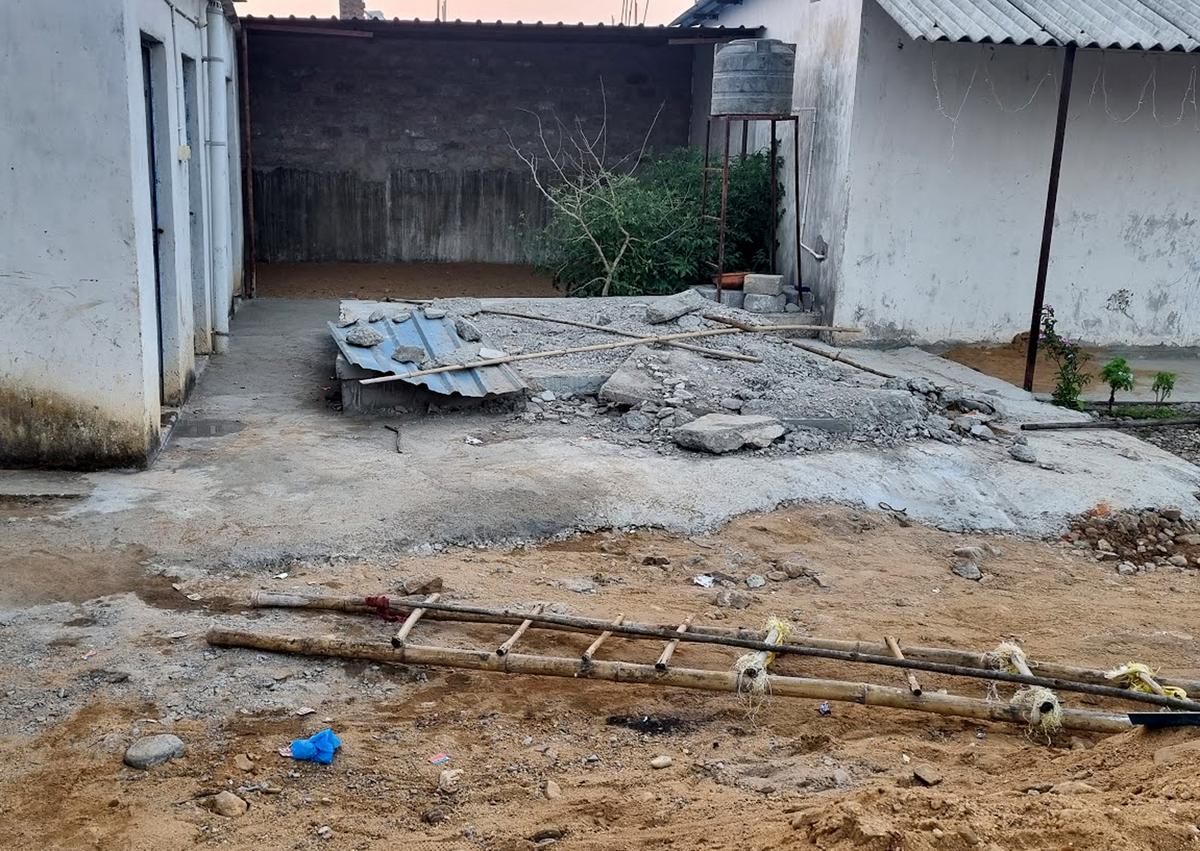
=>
[248,30,695,263]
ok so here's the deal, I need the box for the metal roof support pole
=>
[1023,44,1077,392]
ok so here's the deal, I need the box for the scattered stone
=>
[336,314,359,328]
[912,765,943,787]
[391,344,426,363]
[645,289,708,324]
[557,577,597,594]
[422,807,448,825]
[674,414,785,454]
[650,755,673,769]
[390,310,412,323]
[1049,780,1098,795]
[719,397,743,411]
[1097,539,1114,552]
[316,825,333,840]
[400,575,444,595]
[422,308,447,320]
[437,768,463,794]
[765,570,788,582]
[207,791,248,817]
[969,423,996,441]
[538,390,556,402]
[745,574,767,589]
[345,326,385,347]
[1008,441,1036,460]
[622,410,653,430]
[234,753,255,772]
[1168,554,1189,567]
[1116,562,1137,576]
[124,734,184,769]
[1179,533,1200,546]
[543,779,563,800]
[951,562,982,581]
[1162,507,1183,522]
[454,316,483,342]
[715,589,752,609]
[642,555,670,566]
[952,546,987,561]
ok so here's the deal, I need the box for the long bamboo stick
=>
[244,592,1200,705]
[886,636,923,696]
[741,620,786,679]
[359,322,863,386]
[480,308,762,363]
[205,628,1133,734]
[1021,417,1200,431]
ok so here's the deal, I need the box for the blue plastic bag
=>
[290,728,341,764]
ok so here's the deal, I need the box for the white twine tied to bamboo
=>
[986,641,1063,739]
[733,616,792,720]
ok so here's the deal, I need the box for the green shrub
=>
[526,147,776,298]
[1099,357,1134,414]
[1152,371,1177,407]
[1039,306,1092,410]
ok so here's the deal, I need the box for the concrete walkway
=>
[3,298,1199,572]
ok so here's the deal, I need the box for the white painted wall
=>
[0,0,243,467]
[836,0,1200,345]
[689,0,865,310]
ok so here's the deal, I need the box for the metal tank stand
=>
[699,114,804,303]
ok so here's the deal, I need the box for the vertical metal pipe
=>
[792,116,802,294]
[205,1,232,353]
[237,27,256,299]
[1024,44,1077,392]
[717,118,732,284]
[769,119,778,272]
[740,119,749,159]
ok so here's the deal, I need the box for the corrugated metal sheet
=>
[328,302,528,398]
[874,0,1200,50]
[673,0,1200,50]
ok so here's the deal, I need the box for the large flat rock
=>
[673,414,785,454]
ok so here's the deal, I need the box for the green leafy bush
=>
[1039,305,1092,410]
[1152,371,1177,406]
[1099,357,1134,414]
[526,147,776,298]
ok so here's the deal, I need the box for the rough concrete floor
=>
[2,298,1199,576]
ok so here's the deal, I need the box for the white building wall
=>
[0,0,242,467]
[835,0,1200,345]
[689,0,865,312]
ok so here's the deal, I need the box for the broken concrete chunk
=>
[368,310,387,323]
[742,273,785,296]
[673,414,785,454]
[391,345,427,364]
[345,326,385,347]
[1009,443,1037,464]
[336,314,359,328]
[951,561,983,581]
[390,310,413,323]
[124,734,185,769]
[422,308,448,320]
[645,289,708,324]
[455,316,483,342]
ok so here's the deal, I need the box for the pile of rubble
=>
[1066,506,1200,574]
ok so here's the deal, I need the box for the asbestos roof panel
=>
[328,302,528,398]
[872,0,1200,50]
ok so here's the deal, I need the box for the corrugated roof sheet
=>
[329,302,528,398]
[874,0,1200,50]
[244,15,761,43]
[673,0,1200,50]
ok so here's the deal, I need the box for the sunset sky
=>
[238,0,685,25]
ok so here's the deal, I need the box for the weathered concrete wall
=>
[0,0,241,468]
[688,0,866,313]
[835,0,1200,345]
[247,32,694,263]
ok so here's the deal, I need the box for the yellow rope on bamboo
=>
[1105,662,1189,700]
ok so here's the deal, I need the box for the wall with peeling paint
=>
[0,0,242,468]
[833,0,1200,346]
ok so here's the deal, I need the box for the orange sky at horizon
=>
[237,0,686,25]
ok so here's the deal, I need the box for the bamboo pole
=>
[497,604,542,657]
[392,593,439,646]
[359,322,863,386]
[1021,417,1200,432]
[741,620,786,679]
[655,615,693,672]
[886,636,923,696]
[245,591,1200,705]
[1136,670,1167,696]
[479,308,762,363]
[582,614,624,665]
[205,628,1133,734]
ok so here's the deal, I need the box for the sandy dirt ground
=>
[255,262,560,301]
[943,338,1162,395]
[3,505,1200,851]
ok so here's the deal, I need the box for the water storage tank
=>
[710,39,796,116]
